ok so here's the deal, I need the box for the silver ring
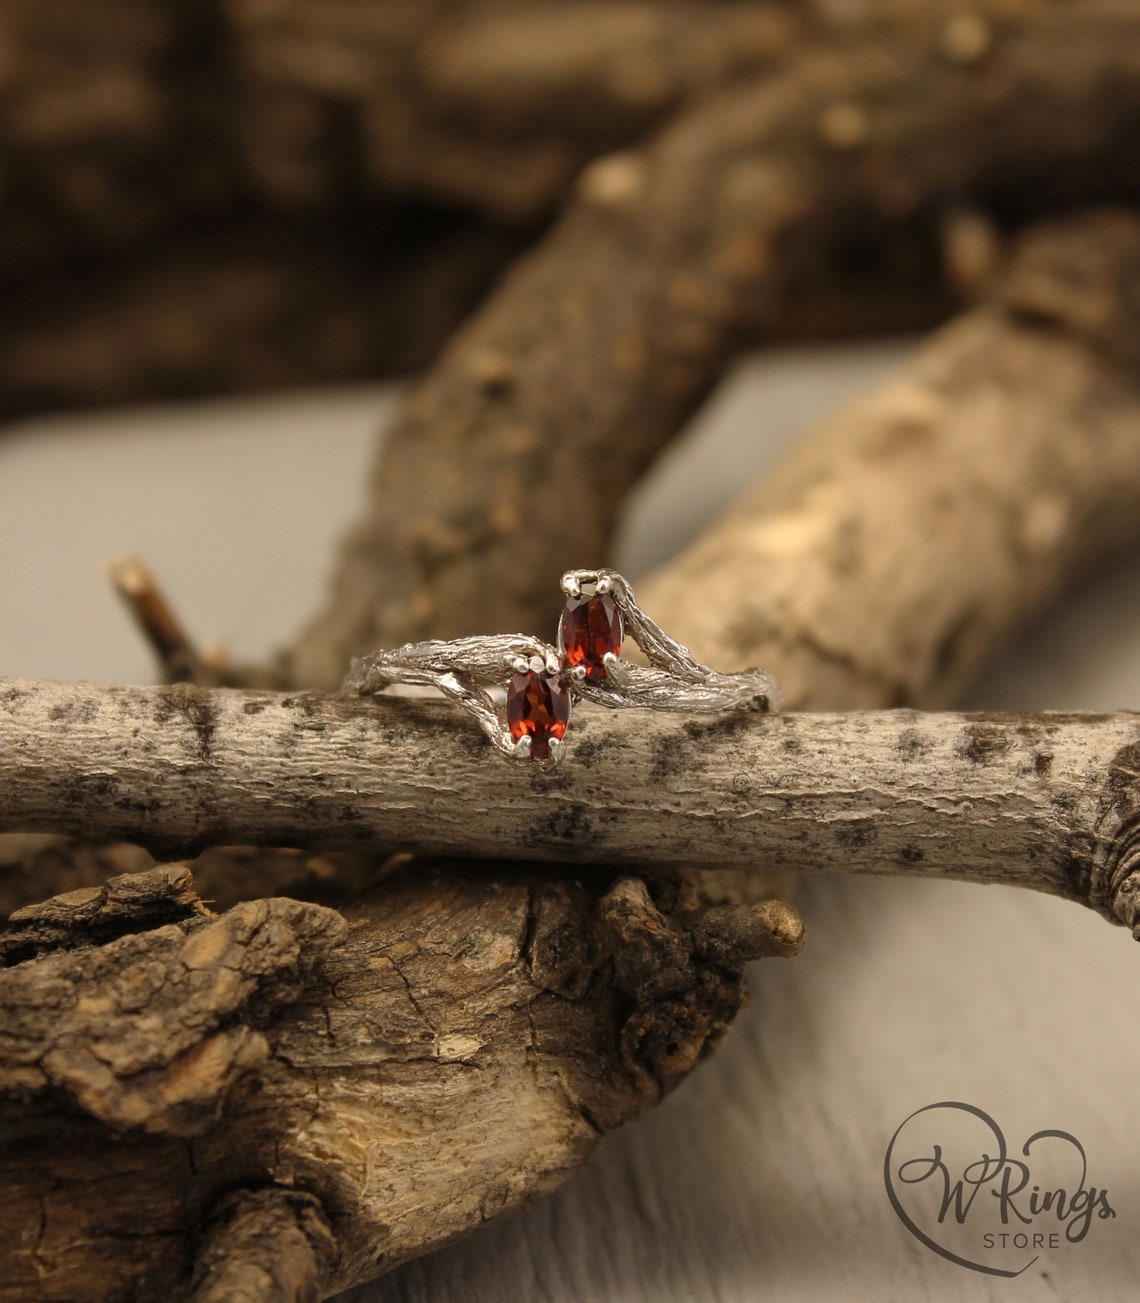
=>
[343,568,781,769]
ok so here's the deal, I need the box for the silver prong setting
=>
[601,651,628,684]
[344,568,780,765]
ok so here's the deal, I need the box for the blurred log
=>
[0,1,799,274]
[0,0,220,280]
[638,210,1140,708]
[228,0,801,221]
[0,0,934,418]
[288,4,1140,689]
[3,3,1136,419]
[0,212,518,419]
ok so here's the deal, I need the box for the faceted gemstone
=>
[506,670,570,759]
[560,593,622,682]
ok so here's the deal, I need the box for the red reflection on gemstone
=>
[506,671,570,759]
[560,594,622,682]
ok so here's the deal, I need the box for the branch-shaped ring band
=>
[343,568,781,769]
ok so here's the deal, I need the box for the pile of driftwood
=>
[3,2,1140,1299]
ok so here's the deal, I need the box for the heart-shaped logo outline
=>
[883,1101,1113,1277]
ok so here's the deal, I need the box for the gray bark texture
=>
[0,681,1138,927]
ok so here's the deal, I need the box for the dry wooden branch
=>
[1,678,1138,930]
[106,554,213,686]
[289,7,1140,687]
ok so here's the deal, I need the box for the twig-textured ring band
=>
[343,568,781,768]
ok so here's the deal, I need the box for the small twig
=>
[105,553,218,686]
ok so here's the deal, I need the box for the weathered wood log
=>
[288,8,1140,688]
[0,856,802,1300]
[638,209,1140,708]
[0,679,1138,930]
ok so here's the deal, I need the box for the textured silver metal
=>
[344,634,565,767]
[345,569,780,766]
[562,568,782,715]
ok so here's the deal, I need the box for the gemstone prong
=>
[602,651,628,683]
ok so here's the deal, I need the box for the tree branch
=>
[2,677,1137,928]
[288,5,1140,686]
[638,211,1140,707]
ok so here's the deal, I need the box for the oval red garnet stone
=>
[506,671,570,759]
[560,594,622,682]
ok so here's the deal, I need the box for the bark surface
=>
[0,682,1137,927]
[0,858,800,1299]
